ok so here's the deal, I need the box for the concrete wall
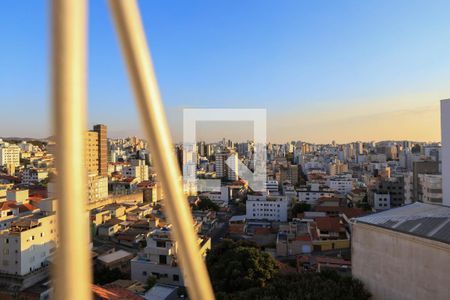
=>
[442,99,450,206]
[352,222,450,300]
[87,191,143,210]
[131,258,183,286]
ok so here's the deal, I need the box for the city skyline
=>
[0,1,449,299]
[1,1,449,142]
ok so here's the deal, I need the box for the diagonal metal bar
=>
[108,1,215,299]
[51,0,92,299]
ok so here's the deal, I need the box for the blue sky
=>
[1,0,449,143]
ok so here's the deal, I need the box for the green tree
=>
[411,144,421,154]
[93,267,126,285]
[195,197,220,211]
[146,275,157,290]
[236,271,371,300]
[291,202,311,218]
[206,240,278,296]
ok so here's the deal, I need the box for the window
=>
[159,255,167,264]
[173,274,179,281]
[156,241,166,248]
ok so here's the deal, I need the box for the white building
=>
[87,174,108,202]
[297,183,335,205]
[326,175,354,195]
[441,99,450,206]
[22,168,49,185]
[18,141,33,153]
[420,174,442,205]
[373,193,391,210]
[201,186,230,207]
[131,226,210,286]
[122,159,149,183]
[215,151,239,180]
[246,194,288,222]
[265,180,279,194]
[0,213,57,276]
[0,144,21,167]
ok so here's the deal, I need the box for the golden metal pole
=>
[52,0,92,299]
[108,1,215,299]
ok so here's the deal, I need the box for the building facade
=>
[352,203,450,300]
[246,194,288,222]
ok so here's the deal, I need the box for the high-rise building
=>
[85,124,107,176]
[412,160,440,202]
[279,164,299,185]
[442,99,450,206]
[0,144,20,167]
[85,131,100,175]
[93,124,108,176]
[215,150,239,181]
[420,174,442,205]
[87,174,108,202]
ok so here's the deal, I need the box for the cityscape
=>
[0,101,448,299]
[2,1,450,300]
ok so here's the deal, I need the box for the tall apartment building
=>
[442,99,450,206]
[93,124,108,176]
[420,174,442,204]
[278,164,299,185]
[0,144,21,167]
[85,124,107,176]
[369,176,405,210]
[215,150,239,181]
[84,125,109,203]
[0,213,57,276]
[0,212,57,298]
[412,160,440,202]
[87,174,109,202]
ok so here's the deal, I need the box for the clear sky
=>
[0,0,449,143]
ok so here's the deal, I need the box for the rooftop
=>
[355,202,450,244]
[98,250,134,264]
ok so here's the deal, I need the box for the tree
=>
[206,240,278,296]
[291,202,311,218]
[146,275,157,290]
[93,266,126,285]
[411,144,421,154]
[195,197,220,211]
[235,271,371,300]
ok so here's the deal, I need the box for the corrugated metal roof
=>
[355,202,450,244]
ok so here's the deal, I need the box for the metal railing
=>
[52,0,214,299]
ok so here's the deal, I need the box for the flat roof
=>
[355,202,450,244]
[98,249,133,264]
[144,283,178,300]
[229,215,246,222]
